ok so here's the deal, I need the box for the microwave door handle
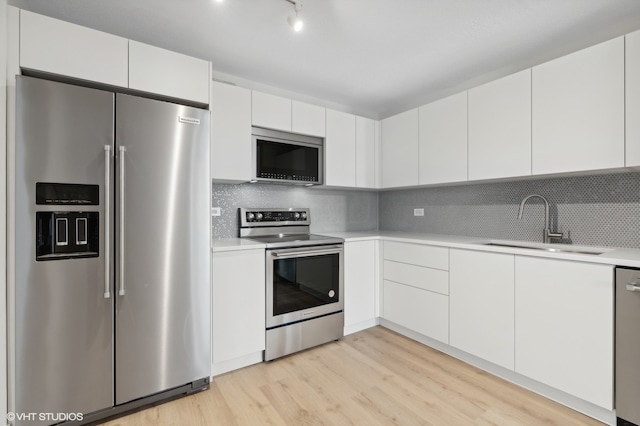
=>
[272,248,342,258]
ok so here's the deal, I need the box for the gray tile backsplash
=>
[212,183,378,239]
[379,172,640,248]
[213,172,640,248]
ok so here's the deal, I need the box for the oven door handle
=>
[271,247,342,258]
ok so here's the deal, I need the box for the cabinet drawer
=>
[384,241,448,270]
[383,260,448,295]
[383,280,448,343]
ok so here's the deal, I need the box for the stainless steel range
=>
[239,208,344,361]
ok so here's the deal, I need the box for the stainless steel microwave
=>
[252,127,324,185]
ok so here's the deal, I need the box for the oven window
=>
[256,140,319,181]
[273,253,339,316]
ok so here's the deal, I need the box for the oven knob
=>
[328,290,335,298]
[256,212,263,220]
[294,212,300,219]
[247,212,255,221]
[300,212,307,220]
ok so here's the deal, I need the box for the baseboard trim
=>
[211,351,263,377]
[344,318,379,336]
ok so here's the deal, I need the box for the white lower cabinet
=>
[382,242,449,343]
[344,240,378,334]
[514,257,614,409]
[211,249,265,375]
[449,249,515,370]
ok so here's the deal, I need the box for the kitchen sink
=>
[480,241,610,256]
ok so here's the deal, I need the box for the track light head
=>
[286,0,304,32]
[287,13,304,32]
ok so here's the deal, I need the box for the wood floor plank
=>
[100,326,604,426]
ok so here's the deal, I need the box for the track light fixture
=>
[285,0,304,32]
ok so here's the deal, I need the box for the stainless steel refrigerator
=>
[11,76,211,425]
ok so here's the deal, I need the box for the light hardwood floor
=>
[101,326,603,425]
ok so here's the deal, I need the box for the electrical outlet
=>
[211,207,221,217]
[413,208,424,217]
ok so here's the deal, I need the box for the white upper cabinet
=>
[532,37,624,175]
[468,70,532,180]
[251,91,292,131]
[252,92,326,137]
[355,116,378,188]
[211,82,252,182]
[292,100,325,137]
[515,257,613,410]
[325,109,356,187]
[419,92,468,185]
[128,41,210,105]
[20,10,128,87]
[626,30,640,167]
[381,108,419,188]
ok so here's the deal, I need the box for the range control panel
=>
[240,208,310,227]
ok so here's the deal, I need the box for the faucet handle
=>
[547,230,563,241]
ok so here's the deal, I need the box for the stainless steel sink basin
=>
[481,241,608,255]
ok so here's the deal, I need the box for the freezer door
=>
[115,94,210,404]
[14,76,114,421]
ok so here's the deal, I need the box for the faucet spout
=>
[518,194,563,243]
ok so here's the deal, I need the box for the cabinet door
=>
[292,101,325,137]
[449,249,514,370]
[129,41,210,105]
[212,249,265,366]
[252,91,291,131]
[325,109,356,187]
[20,10,128,87]
[355,116,377,188]
[419,92,467,184]
[468,70,531,180]
[211,82,252,182]
[515,257,613,409]
[626,30,640,166]
[383,280,448,344]
[381,109,419,188]
[532,37,624,175]
[344,241,377,334]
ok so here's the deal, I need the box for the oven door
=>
[266,244,343,328]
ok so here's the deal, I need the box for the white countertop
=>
[321,231,640,268]
[211,238,266,252]
[213,231,640,268]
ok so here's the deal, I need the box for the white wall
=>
[1,0,9,423]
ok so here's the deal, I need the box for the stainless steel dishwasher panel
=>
[616,267,640,425]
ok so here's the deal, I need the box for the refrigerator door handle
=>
[104,145,112,299]
[119,145,127,296]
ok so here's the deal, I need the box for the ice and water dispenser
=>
[35,183,99,260]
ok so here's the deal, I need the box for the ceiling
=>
[9,0,640,119]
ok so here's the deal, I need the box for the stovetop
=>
[239,208,344,248]
[247,233,344,249]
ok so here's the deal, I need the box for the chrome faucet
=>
[517,194,563,244]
